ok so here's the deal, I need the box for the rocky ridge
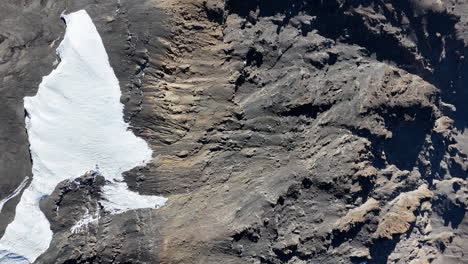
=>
[0,0,467,263]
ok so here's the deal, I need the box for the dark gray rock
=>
[0,0,65,237]
[0,0,467,263]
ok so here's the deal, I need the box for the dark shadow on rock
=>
[331,222,366,248]
[433,198,466,229]
[281,103,333,119]
[383,109,434,171]
[369,236,400,264]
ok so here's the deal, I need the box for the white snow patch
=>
[70,208,99,234]
[0,251,29,264]
[0,177,29,213]
[0,10,166,263]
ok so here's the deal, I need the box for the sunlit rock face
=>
[0,10,166,263]
[1,0,468,263]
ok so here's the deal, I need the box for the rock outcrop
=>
[0,0,467,263]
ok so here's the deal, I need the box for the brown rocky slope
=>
[0,0,467,263]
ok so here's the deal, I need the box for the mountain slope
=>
[0,0,466,263]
